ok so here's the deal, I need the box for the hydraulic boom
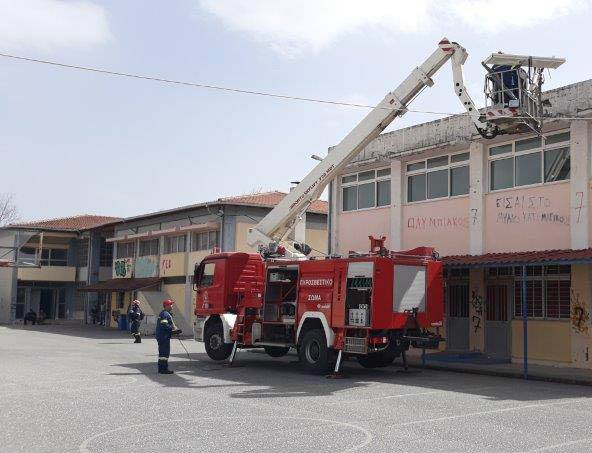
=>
[246,38,558,257]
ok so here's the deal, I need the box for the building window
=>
[139,238,159,257]
[191,231,219,251]
[16,288,26,319]
[77,239,89,267]
[164,235,186,254]
[501,265,571,319]
[406,152,469,203]
[99,239,113,267]
[341,167,391,212]
[116,241,136,259]
[488,131,570,191]
[20,247,68,266]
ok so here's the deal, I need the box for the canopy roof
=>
[443,248,592,268]
[79,277,162,292]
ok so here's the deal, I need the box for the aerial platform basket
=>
[482,53,565,135]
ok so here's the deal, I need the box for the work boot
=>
[158,369,174,374]
[134,335,141,343]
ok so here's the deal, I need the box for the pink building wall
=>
[337,208,390,253]
[402,197,470,256]
[484,182,570,253]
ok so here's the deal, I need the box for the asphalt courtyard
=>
[2,325,592,453]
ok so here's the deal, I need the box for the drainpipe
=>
[219,206,225,252]
[522,264,528,380]
[85,234,92,324]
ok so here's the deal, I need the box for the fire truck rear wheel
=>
[264,346,290,358]
[204,324,233,361]
[298,329,332,374]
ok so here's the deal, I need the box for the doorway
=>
[40,289,55,319]
[485,283,512,360]
[447,282,470,351]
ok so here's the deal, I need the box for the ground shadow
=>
[2,324,192,341]
[110,348,592,403]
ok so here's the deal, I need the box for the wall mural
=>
[135,256,159,278]
[113,258,133,279]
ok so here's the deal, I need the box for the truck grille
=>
[344,337,367,354]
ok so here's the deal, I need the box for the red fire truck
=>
[194,240,442,373]
[193,39,563,373]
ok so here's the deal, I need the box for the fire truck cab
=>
[194,245,443,373]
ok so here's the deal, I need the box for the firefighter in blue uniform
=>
[155,299,181,374]
[128,300,144,343]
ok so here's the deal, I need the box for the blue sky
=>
[1,0,591,221]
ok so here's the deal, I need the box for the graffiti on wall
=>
[113,258,133,278]
[135,256,159,278]
[407,216,469,230]
[470,290,484,334]
[571,289,590,335]
[575,191,584,224]
[495,194,569,226]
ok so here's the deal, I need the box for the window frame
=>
[488,130,570,192]
[191,230,220,252]
[163,235,187,254]
[405,151,470,204]
[489,265,571,320]
[116,241,136,259]
[341,167,391,212]
[138,238,159,257]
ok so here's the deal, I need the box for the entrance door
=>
[485,283,512,359]
[40,289,55,319]
[447,283,470,351]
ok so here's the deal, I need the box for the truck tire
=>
[298,329,333,374]
[357,353,395,369]
[204,323,233,361]
[264,346,290,358]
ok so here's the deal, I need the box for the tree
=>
[0,193,19,226]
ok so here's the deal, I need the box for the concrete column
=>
[469,142,486,255]
[390,160,403,251]
[0,267,17,323]
[469,268,486,352]
[329,178,339,254]
[184,231,194,328]
[570,120,590,249]
[295,211,306,244]
[0,232,18,323]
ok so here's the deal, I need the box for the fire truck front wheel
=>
[204,324,233,361]
[298,329,333,373]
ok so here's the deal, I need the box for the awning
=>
[443,248,592,268]
[78,277,162,292]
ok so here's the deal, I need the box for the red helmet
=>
[163,299,174,308]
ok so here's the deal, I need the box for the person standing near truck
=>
[128,300,144,343]
[155,299,181,374]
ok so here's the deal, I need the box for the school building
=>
[79,191,328,333]
[0,215,120,324]
[329,79,592,369]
